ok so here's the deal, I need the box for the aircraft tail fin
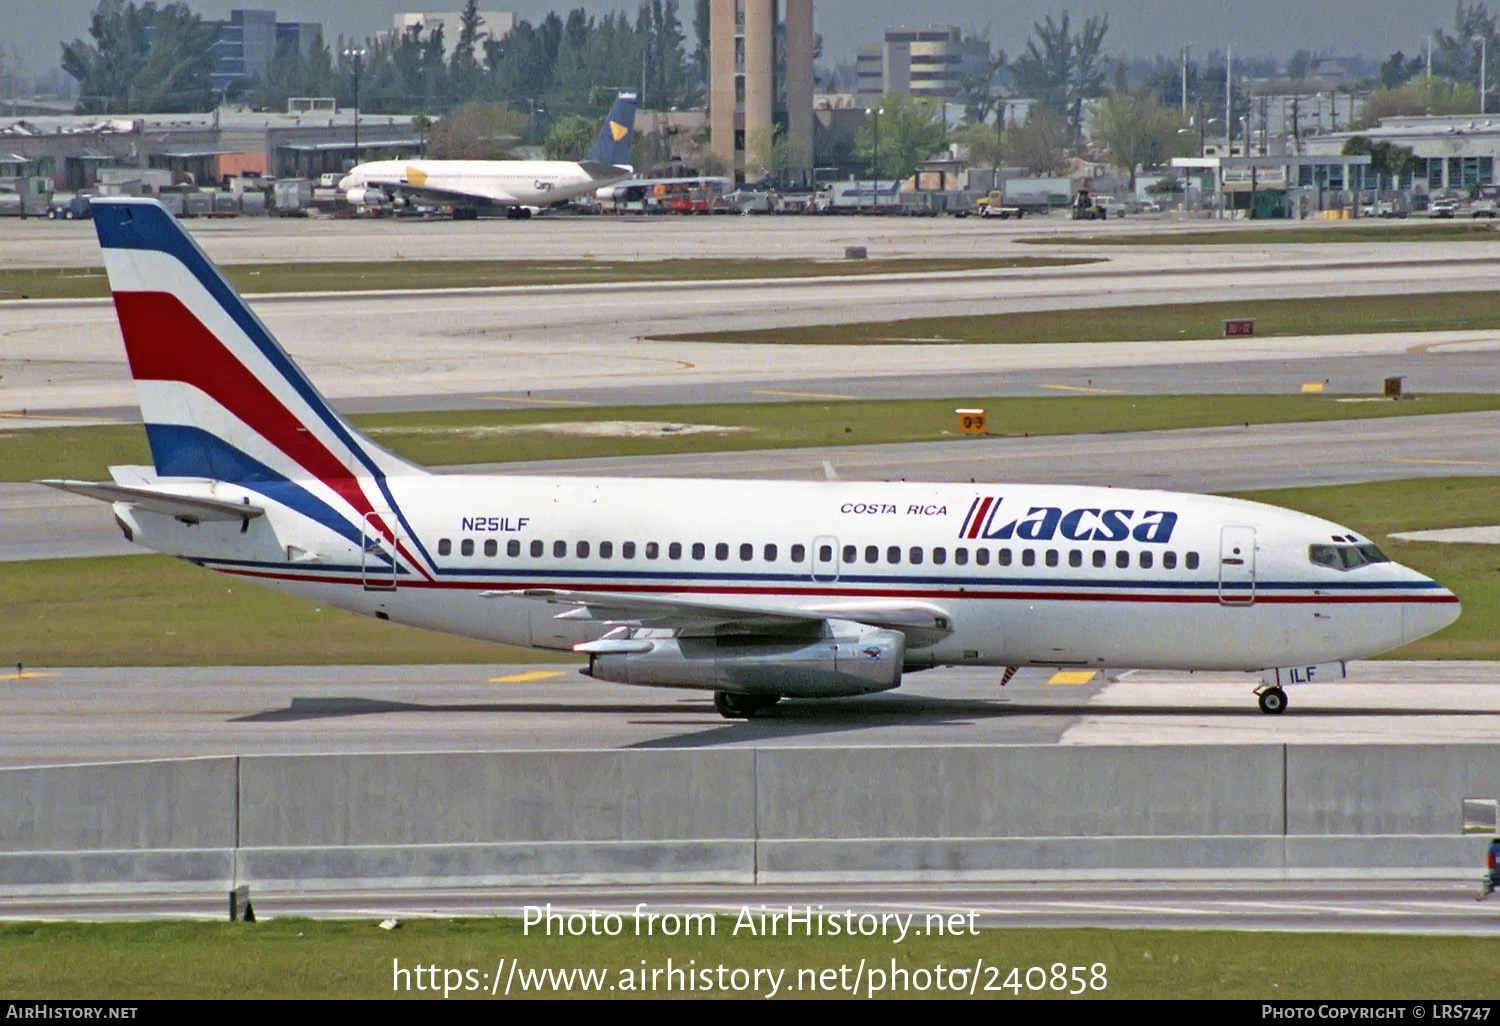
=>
[584,91,637,167]
[91,198,420,498]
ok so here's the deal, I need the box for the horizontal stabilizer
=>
[578,160,632,181]
[39,479,265,523]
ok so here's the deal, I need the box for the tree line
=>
[62,0,705,126]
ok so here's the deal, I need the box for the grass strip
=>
[1,918,1495,999]
[11,393,1500,483]
[0,256,1093,302]
[9,476,1500,666]
[651,291,1500,345]
[0,555,566,667]
[1024,221,1500,245]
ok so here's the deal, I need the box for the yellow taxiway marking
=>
[489,670,566,684]
[0,671,57,681]
[1300,382,1325,393]
[1407,338,1500,356]
[750,389,856,400]
[1390,456,1500,468]
[1047,670,1098,685]
[1039,383,1122,395]
[482,396,595,406]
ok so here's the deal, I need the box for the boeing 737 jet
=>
[47,199,1461,717]
[338,92,636,219]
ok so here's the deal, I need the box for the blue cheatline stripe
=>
[188,553,1445,595]
[143,424,364,547]
[93,199,437,572]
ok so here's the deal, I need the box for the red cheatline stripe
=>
[209,567,1457,605]
[113,290,433,581]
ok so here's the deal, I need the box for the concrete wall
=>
[1,744,1496,894]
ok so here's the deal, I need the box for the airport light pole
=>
[343,48,366,164]
[867,106,883,180]
[1475,35,1488,113]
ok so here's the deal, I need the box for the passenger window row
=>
[434,537,1201,571]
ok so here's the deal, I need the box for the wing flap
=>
[39,479,265,523]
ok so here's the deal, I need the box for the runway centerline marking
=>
[1389,457,1500,468]
[1039,383,1123,394]
[489,670,566,684]
[751,389,856,400]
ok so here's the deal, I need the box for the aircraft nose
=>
[1402,583,1461,643]
[337,174,354,191]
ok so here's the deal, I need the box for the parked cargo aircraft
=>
[337,92,636,219]
[48,198,1460,717]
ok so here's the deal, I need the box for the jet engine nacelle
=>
[344,186,389,207]
[583,622,905,698]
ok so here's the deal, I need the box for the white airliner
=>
[338,93,636,219]
[46,198,1461,718]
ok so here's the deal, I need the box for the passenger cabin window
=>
[531,540,544,557]
[1069,550,1082,568]
[1092,550,1105,568]
[1309,543,1390,571]
[645,542,659,559]
[715,543,728,560]
[692,542,706,560]
[600,541,613,559]
[1044,549,1058,568]
[1021,549,1035,567]
[887,546,901,564]
[819,544,833,562]
[791,544,805,562]
[623,541,637,559]
[576,541,590,558]
[438,538,452,556]
[865,545,879,564]
[932,547,946,565]
[1116,550,1129,569]
[484,539,497,557]
[842,545,857,564]
[669,542,682,559]
[954,548,968,565]
[740,543,753,561]
[553,540,566,558]
[1186,552,1200,570]
[764,544,777,561]
[461,539,475,557]
[1162,551,1176,569]
[508,539,520,557]
[1139,551,1153,569]
[909,546,924,565]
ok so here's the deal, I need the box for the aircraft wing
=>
[39,479,265,523]
[488,587,952,642]
[360,172,521,207]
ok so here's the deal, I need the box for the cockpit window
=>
[1309,543,1390,571]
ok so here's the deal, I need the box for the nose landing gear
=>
[1256,686,1288,715]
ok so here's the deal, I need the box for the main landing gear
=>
[1256,686,1288,715]
[713,691,781,719]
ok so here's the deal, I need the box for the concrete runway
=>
[3,661,1497,766]
[5,248,1500,414]
[7,880,1496,934]
[7,207,1499,266]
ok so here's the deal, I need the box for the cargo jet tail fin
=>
[584,91,637,168]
